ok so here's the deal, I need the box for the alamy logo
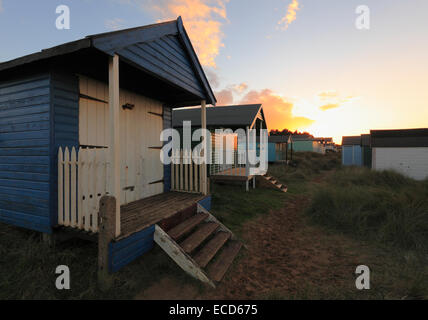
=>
[160,124,269,176]
[355,5,370,30]
[355,265,370,290]
[55,265,70,290]
[56,5,70,30]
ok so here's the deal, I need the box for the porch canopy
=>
[0,17,216,107]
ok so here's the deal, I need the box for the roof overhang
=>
[0,17,216,107]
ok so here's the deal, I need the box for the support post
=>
[245,126,249,178]
[98,196,116,290]
[109,54,121,238]
[253,176,256,189]
[201,100,208,195]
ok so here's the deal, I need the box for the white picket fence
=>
[171,149,204,193]
[58,147,109,233]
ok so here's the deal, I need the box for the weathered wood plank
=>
[180,222,219,254]
[154,225,215,288]
[193,231,230,268]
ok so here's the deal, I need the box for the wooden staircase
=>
[154,204,242,287]
[262,174,288,192]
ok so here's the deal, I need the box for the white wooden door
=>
[79,75,164,205]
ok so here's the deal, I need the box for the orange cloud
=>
[278,0,300,30]
[318,90,339,100]
[215,89,234,105]
[319,103,340,111]
[146,0,228,67]
[233,82,248,94]
[241,89,314,131]
[214,82,249,105]
[317,93,358,111]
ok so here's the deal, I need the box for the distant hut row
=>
[342,128,428,180]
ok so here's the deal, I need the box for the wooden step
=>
[167,212,209,241]
[265,176,272,180]
[180,222,219,254]
[193,231,230,268]
[271,180,277,184]
[207,241,242,282]
[276,184,282,188]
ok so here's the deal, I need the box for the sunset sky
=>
[1,0,427,143]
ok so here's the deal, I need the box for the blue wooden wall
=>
[117,35,205,100]
[163,106,172,192]
[198,195,211,211]
[268,143,276,162]
[342,145,363,166]
[109,225,155,272]
[49,73,79,226]
[0,75,52,233]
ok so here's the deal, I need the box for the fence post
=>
[58,147,63,226]
[98,195,116,291]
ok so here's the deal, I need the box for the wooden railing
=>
[209,149,248,176]
[58,147,108,232]
[171,149,204,193]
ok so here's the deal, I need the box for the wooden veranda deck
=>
[119,192,207,240]
[210,167,253,182]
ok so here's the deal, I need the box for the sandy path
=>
[136,187,368,300]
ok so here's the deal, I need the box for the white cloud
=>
[105,18,126,30]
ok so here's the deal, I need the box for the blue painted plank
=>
[92,21,178,55]
[110,236,154,264]
[0,130,49,141]
[108,225,156,272]
[0,156,50,165]
[0,77,49,94]
[0,171,49,182]
[0,87,50,103]
[151,37,193,70]
[0,121,50,133]
[0,185,49,200]
[0,208,51,233]
[142,41,199,85]
[0,74,52,233]
[0,147,49,156]
[0,193,49,208]
[0,139,50,148]
[160,36,193,67]
[118,47,204,99]
[110,225,155,251]
[0,104,50,118]
[110,242,154,273]
[0,200,49,216]
[133,42,203,94]
[0,164,49,174]
[0,178,49,191]
[0,96,50,111]
[198,195,211,211]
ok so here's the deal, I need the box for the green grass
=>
[0,182,284,299]
[302,165,428,299]
[306,167,428,254]
[0,224,202,299]
[268,152,341,193]
[210,183,286,235]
